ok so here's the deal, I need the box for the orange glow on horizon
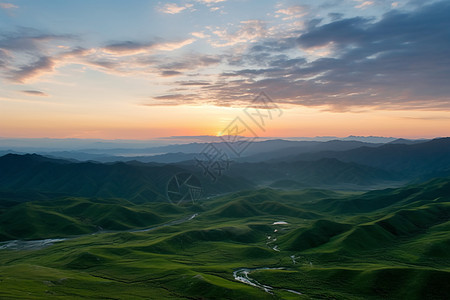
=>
[1,103,449,140]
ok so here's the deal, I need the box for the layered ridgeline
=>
[0,178,449,299]
[1,138,449,194]
[0,152,405,200]
[0,153,254,203]
[277,137,450,180]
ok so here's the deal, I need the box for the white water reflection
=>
[0,213,199,251]
[233,267,302,295]
[0,238,66,250]
[272,221,289,225]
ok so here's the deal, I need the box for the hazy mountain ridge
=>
[0,137,419,163]
[286,137,450,178]
[0,153,404,200]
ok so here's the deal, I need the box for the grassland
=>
[0,178,449,299]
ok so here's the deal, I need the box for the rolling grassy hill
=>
[0,178,449,299]
[0,197,193,241]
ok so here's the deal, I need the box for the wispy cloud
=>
[196,0,226,5]
[21,90,48,96]
[0,28,77,82]
[275,5,307,20]
[191,31,208,38]
[0,27,199,83]
[143,93,201,106]
[11,56,55,83]
[210,20,267,47]
[0,2,18,10]
[2,1,449,113]
[158,3,193,14]
[146,1,449,111]
[102,39,195,55]
[223,1,450,110]
[176,80,211,86]
[354,0,374,9]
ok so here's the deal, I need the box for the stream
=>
[0,213,199,251]
[1,215,304,296]
[233,267,302,295]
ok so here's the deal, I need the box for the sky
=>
[0,0,449,139]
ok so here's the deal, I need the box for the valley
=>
[0,177,449,299]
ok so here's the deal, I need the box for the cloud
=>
[143,93,201,106]
[10,56,55,82]
[196,0,226,5]
[153,94,189,100]
[3,1,449,113]
[297,17,369,49]
[0,49,6,67]
[102,38,195,55]
[194,1,450,110]
[0,28,78,82]
[275,5,307,20]
[102,41,153,55]
[0,28,72,52]
[21,90,48,96]
[177,80,211,86]
[354,1,374,9]
[0,2,18,10]
[191,31,208,38]
[155,39,195,51]
[158,3,193,14]
[160,70,182,77]
[0,27,198,82]
[211,20,267,47]
[74,50,221,80]
[158,54,222,75]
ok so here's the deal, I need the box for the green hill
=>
[0,197,185,241]
[0,177,449,299]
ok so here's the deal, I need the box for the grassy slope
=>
[0,179,449,299]
[0,197,191,241]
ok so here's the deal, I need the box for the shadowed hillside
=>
[0,158,449,299]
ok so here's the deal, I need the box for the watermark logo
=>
[195,91,283,182]
[243,91,283,132]
[166,172,203,205]
[219,116,258,157]
[165,91,283,202]
[194,143,231,182]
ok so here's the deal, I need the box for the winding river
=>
[1,214,304,296]
[0,213,199,251]
[233,267,302,295]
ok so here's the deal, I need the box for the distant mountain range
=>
[0,137,449,202]
[285,137,450,179]
[0,136,432,164]
[0,135,401,151]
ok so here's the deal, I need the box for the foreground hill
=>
[0,178,449,299]
[0,197,194,241]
